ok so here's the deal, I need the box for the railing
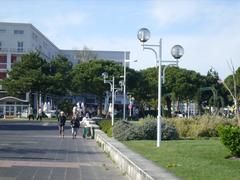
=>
[0,48,8,53]
[10,48,27,53]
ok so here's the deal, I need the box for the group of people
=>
[28,106,43,121]
[58,103,88,139]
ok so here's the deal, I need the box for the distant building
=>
[0,22,130,117]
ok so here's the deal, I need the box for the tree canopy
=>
[3,53,72,97]
[71,60,123,104]
[47,55,72,96]
[3,52,48,95]
[2,52,239,118]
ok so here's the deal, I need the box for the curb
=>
[95,129,180,180]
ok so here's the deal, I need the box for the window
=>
[11,55,17,68]
[17,42,23,52]
[32,32,38,41]
[14,30,24,34]
[0,29,6,33]
[43,41,48,48]
[0,55,7,69]
[0,72,7,79]
[0,55,7,63]
[0,64,7,69]
[11,55,17,63]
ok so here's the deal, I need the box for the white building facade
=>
[0,22,130,117]
[0,22,129,77]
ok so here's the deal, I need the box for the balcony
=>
[10,48,27,53]
[0,48,8,53]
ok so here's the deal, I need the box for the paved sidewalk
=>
[0,120,128,180]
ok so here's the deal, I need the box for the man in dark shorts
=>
[58,111,66,138]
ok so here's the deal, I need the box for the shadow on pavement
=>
[0,124,71,131]
[0,147,101,157]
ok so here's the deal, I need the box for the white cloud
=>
[148,0,199,27]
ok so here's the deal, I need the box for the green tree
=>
[46,55,72,96]
[3,52,48,95]
[125,68,147,118]
[197,68,229,115]
[71,60,123,114]
[138,67,158,109]
[163,67,203,116]
[224,67,240,103]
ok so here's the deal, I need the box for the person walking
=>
[28,106,34,121]
[58,111,66,138]
[70,116,80,139]
[37,107,43,121]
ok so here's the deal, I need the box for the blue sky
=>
[1,0,240,79]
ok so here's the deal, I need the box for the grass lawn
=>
[124,139,240,180]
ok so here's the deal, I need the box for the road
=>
[0,120,128,180]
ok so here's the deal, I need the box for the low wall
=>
[95,129,179,180]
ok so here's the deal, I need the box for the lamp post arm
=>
[114,88,122,97]
[142,46,159,65]
[104,80,113,90]
[162,64,178,84]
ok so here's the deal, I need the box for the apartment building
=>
[0,22,130,117]
[0,22,129,76]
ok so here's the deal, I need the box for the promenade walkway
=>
[0,120,128,180]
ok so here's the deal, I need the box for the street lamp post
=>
[137,28,184,147]
[102,72,124,126]
[102,72,114,126]
[123,52,137,120]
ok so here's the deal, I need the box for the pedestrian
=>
[72,105,77,117]
[37,107,43,121]
[28,106,34,121]
[58,111,66,138]
[70,116,80,139]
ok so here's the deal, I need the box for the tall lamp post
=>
[102,72,115,126]
[137,28,184,147]
[123,52,137,120]
[102,72,123,126]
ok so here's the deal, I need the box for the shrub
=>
[167,118,193,137]
[217,125,240,157]
[113,121,137,141]
[162,123,179,140]
[98,119,112,137]
[139,119,157,140]
[167,115,234,139]
[113,118,179,141]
